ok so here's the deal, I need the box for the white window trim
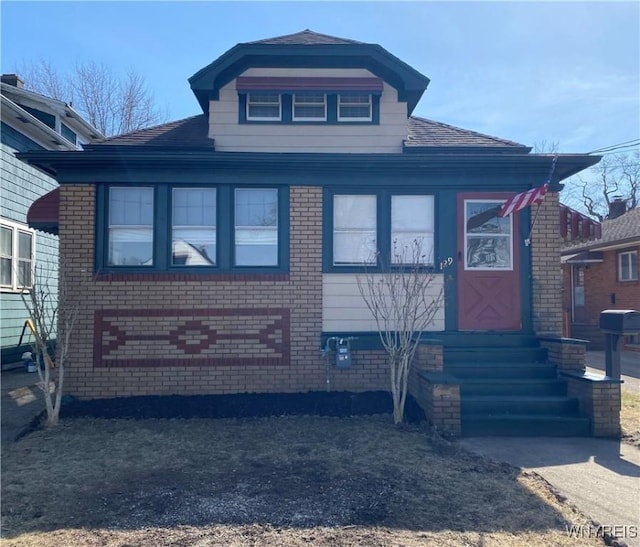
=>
[337,93,372,122]
[618,249,638,281]
[246,93,282,121]
[0,219,35,293]
[292,93,327,121]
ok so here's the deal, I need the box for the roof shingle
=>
[562,207,640,253]
[93,114,527,151]
[246,29,364,46]
[95,115,211,147]
[407,116,528,149]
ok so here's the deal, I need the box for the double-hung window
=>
[293,93,326,121]
[246,93,281,121]
[235,189,279,266]
[338,93,372,122]
[0,221,34,291]
[618,250,638,281]
[172,188,216,266]
[101,185,287,272]
[333,195,377,265]
[330,192,435,268]
[108,187,154,266]
[391,196,435,264]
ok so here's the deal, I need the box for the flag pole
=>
[524,154,558,247]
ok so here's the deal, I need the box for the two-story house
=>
[21,31,601,432]
[1,74,103,366]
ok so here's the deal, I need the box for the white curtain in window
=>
[391,195,434,264]
[333,195,377,264]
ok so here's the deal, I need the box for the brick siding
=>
[60,185,389,399]
[530,191,563,336]
[562,245,639,348]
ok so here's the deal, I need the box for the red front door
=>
[457,193,521,331]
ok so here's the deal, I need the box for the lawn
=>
[1,415,601,547]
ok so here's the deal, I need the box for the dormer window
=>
[293,93,327,121]
[237,77,382,125]
[246,93,281,121]
[338,93,372,122]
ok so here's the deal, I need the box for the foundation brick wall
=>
[409,341,461,438]
[566,374,622,437]
[531,191,563,337]
[60,185,389,399]
[539,337,587,374]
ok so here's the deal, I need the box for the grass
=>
[621,389,640,447]
[0,415,602,547]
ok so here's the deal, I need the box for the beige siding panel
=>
[322,274,445,332]
[208,71,408,153]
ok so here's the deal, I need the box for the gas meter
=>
[335,338,352,369]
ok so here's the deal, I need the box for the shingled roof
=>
[407,116,528,150]
[94,115,211,147]
[562,207,640,253]
[246,29,365,46]
[93,114,527,151]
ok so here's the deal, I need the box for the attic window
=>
[338,93,372,122]
[246,93,281,121]
[293,93,326,121]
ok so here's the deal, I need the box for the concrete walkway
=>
[460,437,640,546]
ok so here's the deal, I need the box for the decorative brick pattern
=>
[530,191,563,336]
[94,308,290,367]
[59,185,390,399]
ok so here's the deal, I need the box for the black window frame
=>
[96,184,289,274]
[322,188,438,273]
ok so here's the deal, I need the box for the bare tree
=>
[20,262,79,427]
[357,240,445,424]
[17,59,166,137]
[565,151,639,221]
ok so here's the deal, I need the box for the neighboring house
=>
[20,31,600,426]
[1,74,104,365]
[562,202,640,349]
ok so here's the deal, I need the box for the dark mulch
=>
[59,390,424,423]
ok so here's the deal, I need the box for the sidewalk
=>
[460,436,640,546]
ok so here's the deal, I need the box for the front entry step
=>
[462,395,579,415]
[442,340,590,436]
[462,414,591,437]
[459,378,568,397]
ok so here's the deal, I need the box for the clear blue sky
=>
[1,1,639,155]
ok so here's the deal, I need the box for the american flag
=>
[498,184,548,217]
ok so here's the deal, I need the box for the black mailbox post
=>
[599,309,640,378]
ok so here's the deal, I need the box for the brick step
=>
[462,414,591,437]
[461,395,579,415]
[446,362,557,379]
[459,378,567,397]
[444,347,548,364]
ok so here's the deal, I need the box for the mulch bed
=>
[58,390,424,423]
